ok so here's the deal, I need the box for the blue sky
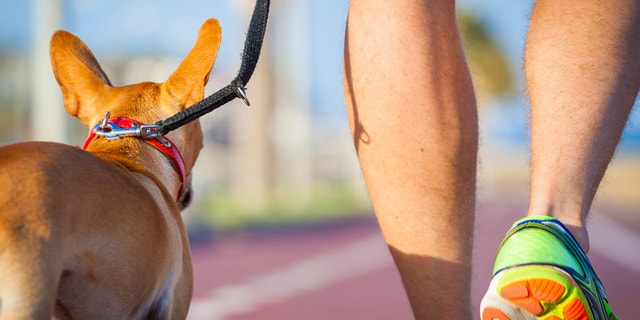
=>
[0,0,530,108]
[1,0,638,150]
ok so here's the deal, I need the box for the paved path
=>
[188,200,640,319]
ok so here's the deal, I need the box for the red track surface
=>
[188,199,640,320]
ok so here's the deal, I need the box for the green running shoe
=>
[480,216,617,320]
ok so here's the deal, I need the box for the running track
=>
[187,199,640,319]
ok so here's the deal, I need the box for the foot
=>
[480,216,617,320]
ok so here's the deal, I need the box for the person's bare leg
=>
[343,0,477,318]
[526,0,640,251]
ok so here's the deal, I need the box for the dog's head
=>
[49,19,222,210]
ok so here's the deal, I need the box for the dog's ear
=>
[50,30,111,126]
[163,18,222,111]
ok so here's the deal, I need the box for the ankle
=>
[559,220,590,253]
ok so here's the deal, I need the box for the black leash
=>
[155,0,271,136]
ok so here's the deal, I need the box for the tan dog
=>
[0,18,222,319]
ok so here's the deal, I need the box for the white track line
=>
[589,213,640,273]
[188,233,392,320]
[188,214,640,319]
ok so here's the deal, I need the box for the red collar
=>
[83,117,186,202]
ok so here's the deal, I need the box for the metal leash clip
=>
[233,85,251,106]
[93,111,161,140]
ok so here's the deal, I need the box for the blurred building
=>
[1,0,638,229]
[0,0,368,229]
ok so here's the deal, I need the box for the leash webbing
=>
[156,0,270,136]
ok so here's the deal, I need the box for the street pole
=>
[31,0,65,142]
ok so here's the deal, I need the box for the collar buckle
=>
[93,111,161,140]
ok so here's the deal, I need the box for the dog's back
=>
[0,142,187,319]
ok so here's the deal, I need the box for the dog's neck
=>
[83,135,185,207]
[82,116,186,201]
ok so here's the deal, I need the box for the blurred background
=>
[1,0,639,319]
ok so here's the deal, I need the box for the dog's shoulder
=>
[0,141,128,195]
[1,141,96,169]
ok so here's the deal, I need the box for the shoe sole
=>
[480,265,594,320]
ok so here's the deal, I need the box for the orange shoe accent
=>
[500,281,530,299]
[482,307,511,320]
[529,278,566,302]
[499,278,567,316]
[563,298,589,320]
[500,281,543,314]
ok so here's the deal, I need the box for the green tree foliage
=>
[458,10,516,101]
